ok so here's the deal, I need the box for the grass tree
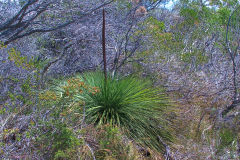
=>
[51,71,174,153]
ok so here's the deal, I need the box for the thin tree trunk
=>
[223,7,240,116]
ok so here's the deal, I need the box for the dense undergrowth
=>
[0,65,239,159]
[0,70,174,159]
[40,71,174,159]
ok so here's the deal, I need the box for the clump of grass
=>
[53,71,173,153]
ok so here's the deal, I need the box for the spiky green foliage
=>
[53,71,173,152]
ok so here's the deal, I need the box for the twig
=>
[86,143,96,160]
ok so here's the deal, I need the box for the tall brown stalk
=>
[102,8,107,81]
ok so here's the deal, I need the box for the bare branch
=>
[0,0,115,45]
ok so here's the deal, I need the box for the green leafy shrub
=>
[219,129,235,147]
[8,48,35,70]
[52,123,81,160]
[217,128,237,154]
[0,41,7,49]
[95,125,139,160]
[35,121,81,160]
[217,7,231,26]
[180,8,199,25]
